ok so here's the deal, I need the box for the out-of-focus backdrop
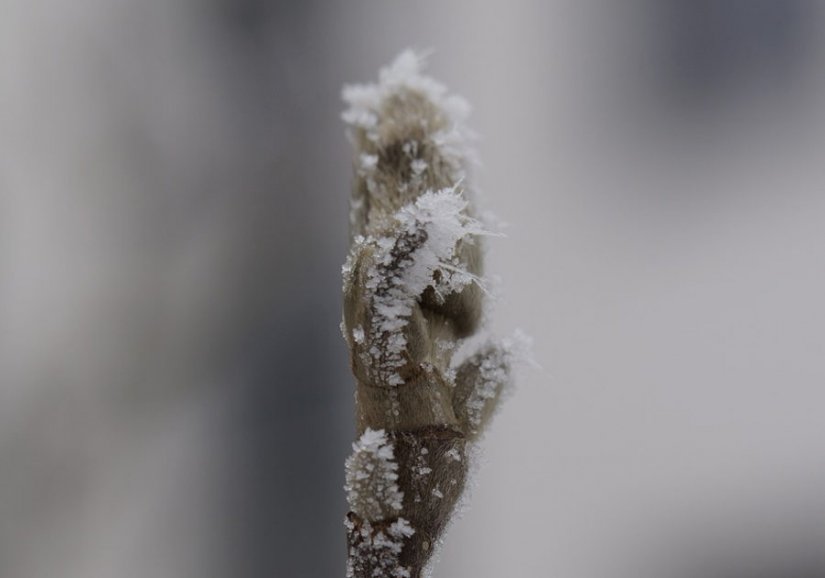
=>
[3,1,825,577]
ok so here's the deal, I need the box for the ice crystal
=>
[358,187,488,386]
[341,49,478,241]
[455,330,533,434]
[345,429,404,521]
[352,326,365,345]
[341,49,472,154]
[346,517,416,578]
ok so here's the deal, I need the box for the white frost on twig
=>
[341,50,478,239]
[355,187,488,386]
[453,329,533,433]
[345,517,416,578]
[345,428,404,521]
[341,49,472,157]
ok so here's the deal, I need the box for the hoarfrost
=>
[358,187,488,386]
[346,517,416,578]
[342,49,531,578]
[352,326,365,345]
[359,153,378,172]
[460,330,532,431]
[345,429,404,521]
[341,49,472,151]
[410,158,428,175]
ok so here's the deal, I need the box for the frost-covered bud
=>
[341,51,527,578]
[452,331,532,439]
[341,50,475,241]
[345,428,404,521]
[344,188,488,389]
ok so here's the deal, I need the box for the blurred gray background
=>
[3,1,825,577]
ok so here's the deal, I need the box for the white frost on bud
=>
[453,329,533,434]
[341,49,479,241]
[359,187,488,386]
[345,517,416,578]
[345,428,404,521]
[341,49,472,150]
[342,51,531,578]
[445,447,462,462]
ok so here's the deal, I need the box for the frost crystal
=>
[345,429,404,521]
[346,517,416,578]
[341,49,478,241]
[411,158,428,175]
[458,331,532,433]
[359,187,487,386]
[352,326,365,345]
[341,49,472,160]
